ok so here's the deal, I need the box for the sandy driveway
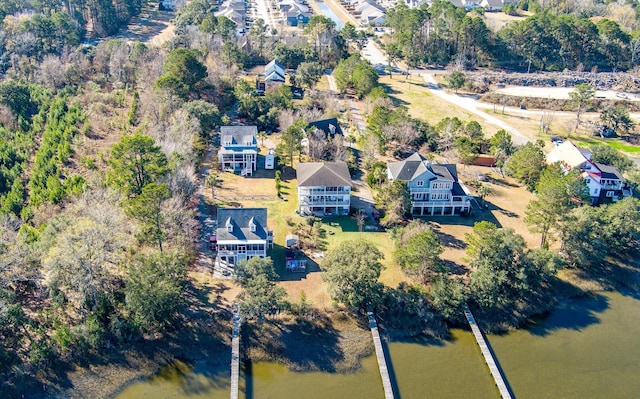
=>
[421,74,531,145]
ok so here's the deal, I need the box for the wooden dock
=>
[230,304,241,399]
[367,308,395,399]
[463,304,514,399]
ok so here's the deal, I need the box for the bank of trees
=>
[384,1,640,71]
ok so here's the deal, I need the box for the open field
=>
[378,75,502,137]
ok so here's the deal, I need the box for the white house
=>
[387,152,472,216]
[218,126,258,175]
[546,141,632,204]
[297,162,352,216]
[215,208,273,270]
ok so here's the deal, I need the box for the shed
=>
[265,148,276,169]
[285,233,299,248]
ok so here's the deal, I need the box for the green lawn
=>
[566,135,640,156]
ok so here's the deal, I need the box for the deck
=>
[464,304,514,399]
[230,304,241,399]
[367,308,395,399]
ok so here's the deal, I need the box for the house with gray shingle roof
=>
[215,208,273,270]
[218,126,258,175]
[387,152,471,216]
[297,162,352,216]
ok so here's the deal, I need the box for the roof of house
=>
[387,152,435,181]
[308,118,344,138]
[481,0,503,7]
[220,126,258,146]
[546,141,590,170]
[596,163,624,180]
[388,152,460,183]
[297,162,352,187]
[216,208,268,241]
[264,59,286,82]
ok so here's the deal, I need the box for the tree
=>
[294,62,323,88]
[249,18,268,57]
[125,252,186,331]
[590,144,634,173]
[600,104,635,135]
[277,119,305,167]
[126,183,171,252]
[107,133,169,196]
[156,48,207,98]
[600,197,640,253]
[447,71,466,93]
[477,183,491,208]
[489,129,513,169]
[560,206,608,268]
[465,222,560,330]
[235,257,287,320]
[376,180,411,226]
[322,240,384,309]
[395,228,444,283]
[257,131,268,147]
[182,100,221,139]
[569,83,595,129]
[524,164,587,248]
[43,217,128,312]
[429,275,468,322]
[504,142,545,191]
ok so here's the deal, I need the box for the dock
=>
[367,308,395,399]
[464,304,514,399]
[230,304,241,399]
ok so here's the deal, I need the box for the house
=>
[387,152,472,216]
[215,208,273,269]
[297,162,352,216]
[286,8,312,26]
[480,0,504,10]
[218,126,258,175]
[256,59,286,93]
[546,141,632,204]
[308,118,344,139]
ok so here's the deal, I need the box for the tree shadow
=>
[420,210,503,229]
[429,224,467,250]
[484,201,519,218]
[242,314,344,374]
[524,292,610,337]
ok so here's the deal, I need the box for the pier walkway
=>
[464,304,514,399]
[230,304,241,399]
[367,308,395,399]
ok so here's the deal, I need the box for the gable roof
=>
[595,163,624,180]
[431,164,456,182]
[216,208,268,241]
[297,162,352,187]
[220,126,257,146]
[387,152,435,181]
[265,59,285,76]
[546,141,590,170]
[308,118,344,138]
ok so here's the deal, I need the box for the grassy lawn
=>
[378,75,501,137]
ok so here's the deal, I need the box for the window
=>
[250,223,256,232]
[606,191,615,198]
[584,178,591,184]
[224,140,231,146]
[416,180,424,187]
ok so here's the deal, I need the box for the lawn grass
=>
[378,75,500,137]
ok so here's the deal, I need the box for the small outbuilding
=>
[265,148,276,170]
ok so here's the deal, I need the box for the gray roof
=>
[596,163,624,180]
[388,152,458,183]
[308,118,344,138]
[220,126,257,147]
[216,208,268,241]
[297,162,352,187]
[387,152,434,181]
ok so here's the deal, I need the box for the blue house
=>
[218,126,258,176]
[387,152,472,216]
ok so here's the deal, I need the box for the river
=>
[116,291,640,398]
[314,1,345,30]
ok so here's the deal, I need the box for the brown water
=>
[116,291,640,399]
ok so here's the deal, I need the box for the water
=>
[116,291,640,399]
[314,1,345,30]
[488,291,640,399]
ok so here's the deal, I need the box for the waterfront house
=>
[546,141,631,204]
[215,208,273,269]
[218,126,258,175]
[387,152,472,216]
[297,162,352,216]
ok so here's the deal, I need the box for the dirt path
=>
[116,8,176,45]
[421,74,531,145]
